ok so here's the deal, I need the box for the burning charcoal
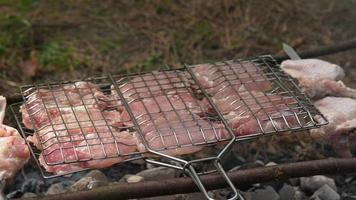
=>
[136,167,176,181]
[278,184,295,200]
[300,175,337,192]
[310,185,340,200]
[70,170,108,191]
[248,186,279,200]
[46,181,74,195]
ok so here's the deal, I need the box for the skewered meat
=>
[281,59,356,99]
[0,96,30,180]
[310,97,356,157]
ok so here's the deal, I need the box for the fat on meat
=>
[0,96,30,180]
[310,97,356,157]
[281,59,356,99]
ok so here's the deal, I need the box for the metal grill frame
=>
[11,55,328,200]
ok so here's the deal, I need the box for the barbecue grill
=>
[11,55,327,200]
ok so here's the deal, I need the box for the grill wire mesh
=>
[11,55,327,177]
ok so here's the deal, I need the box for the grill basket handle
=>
[185,160,244,200]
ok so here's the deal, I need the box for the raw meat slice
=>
[137,110,229,155]
[281,59,356,99]
[121,93,210,124]
[112,71,191,103]
[20,82,137,174]
[20,81,111,129]
[225,91,300,135]
[191,61,272,95]
[25,104,123,151]
[212,85,263,114]
[0,135,30,180]
[204,82,300,136]
[119,91,229,155]
[310,97,356,157]
[0,96,30,180]
[37,130,137,174]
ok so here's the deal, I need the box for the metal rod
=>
[16,157,356,200]
[274,39,356,62]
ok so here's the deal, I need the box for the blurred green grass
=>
[0,0,355,96]
[0,0,355,162]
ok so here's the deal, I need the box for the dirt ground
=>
[1,0,356,197]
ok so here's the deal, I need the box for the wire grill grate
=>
[11,55,327,179]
